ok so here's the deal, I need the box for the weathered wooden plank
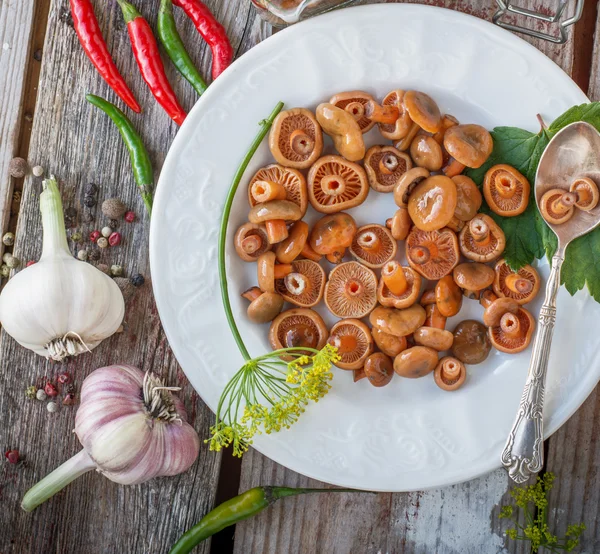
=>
[234,2,585,553]
[0,0,36,258]
[0,0,264,553]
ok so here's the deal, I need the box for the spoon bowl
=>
[502,120,600,483]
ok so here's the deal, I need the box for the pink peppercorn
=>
[44,382,58,397]
[90,230,101,243]
[26,260,36,267]
[4,450,19,464]
[108,232,122,247]
[63,393,76,406]
[124,211,136,223]
[57,372,71,385]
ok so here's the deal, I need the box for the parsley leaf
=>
[466,102,600,302]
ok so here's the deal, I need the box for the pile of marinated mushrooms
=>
[235,90,543,392]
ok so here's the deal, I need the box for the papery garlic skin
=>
[75,365,200,485]
[0,177,124,360]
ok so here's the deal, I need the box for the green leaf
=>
[548,102,600,136]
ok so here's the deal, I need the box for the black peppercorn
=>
[88,249,101,261]
[130,274,145,287]
[65,383,76,395]
[85,183,98,196]
[65,207,77,218]
[83,195,97,208]
[108,219,118,229]
[83,209,94,223]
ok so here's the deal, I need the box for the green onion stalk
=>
[211,102,340,457]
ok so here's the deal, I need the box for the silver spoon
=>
[501,121,600,483]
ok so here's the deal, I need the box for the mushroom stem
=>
[344,279,364,298]
[442,158,465,177]
[409,245,432,265]
[251,180,287,203]
[551,192,577,215]
[379,153,399,175]
[395,123,420,151]
[439,358,461,383]
[505,273,533,295]
[329,333,358,355]
[446,216,465,233]
[289,129,315,156]
[469,218,491,246]
[479,289,498,309]
[382,261,408,296]
[500,312,521,339]
[494,175,517,199]
[344,101,365,119]
[265,220,289,244]
[321,175,347,197]
[570,177,599,211]
[364,100,399,124]
[241,286,262,302]
[240,234,263,255]
[424,304,446,330]
[284,273,307,295]
[357,231,381,252]
[300,242,322,262]
[273,264,293,280]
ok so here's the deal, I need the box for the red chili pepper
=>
[70,0,141,113]
[117,0,187,126]
[172,0,233,80]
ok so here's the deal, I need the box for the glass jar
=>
[251,0,359,26]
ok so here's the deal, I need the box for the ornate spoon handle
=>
[501,251,565,483]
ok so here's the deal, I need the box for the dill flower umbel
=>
[207,344,340,457]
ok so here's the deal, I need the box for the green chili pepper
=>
[86,94,153,216]
[158,0,208,96]
[170,486,364,554]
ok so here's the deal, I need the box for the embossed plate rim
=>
[150,3,596,491]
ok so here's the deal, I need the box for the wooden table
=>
[0,1,599,552]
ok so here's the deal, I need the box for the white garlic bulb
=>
[0,177,124,360]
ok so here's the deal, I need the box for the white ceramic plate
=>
[150,4,599,491]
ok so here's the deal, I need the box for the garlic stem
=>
[40,177,70,258]
[21,449,96,512]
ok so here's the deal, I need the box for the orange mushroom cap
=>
[539,188,576,225]
[393,346,438,378]
[349,224,397,269]
[434,357,467,391]
[364,353,394,387]
[459,214,506,262]
[269,108,323,169]
[378,89,412,140]
[410,134,443,171]
[452,175,482,221]
[483,164,530,217]
[451,320,491,365]
[404,90,442,133]
[377,266,422,309]
[269,308,329,356]
[369,304,426,338]
[234,223,271,262]
[570,176,600,211]
[309,212,357,258]
[408,175,458,232]
[453,262,495,295]
[329,90,376,134]
[328,319,374,370]
[364,145,413,193]
[493,259,541,305]
[249,164,308,217]
[488,308,535,354]
[274,259,326,308]
[394,167,430,208]
[371,328,407,358]
[308,155,369,214]
[324,261,378,319]
[443,124,493,169]
[435,275,463,317]
[405,227,460,281]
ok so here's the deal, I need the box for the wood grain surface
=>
[0,1,599,553]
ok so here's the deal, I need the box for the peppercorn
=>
[44,382,58,397]
[124,211,136,223]
[63,393,76,406]
[6,255,20,269]
[47,402,58,413]
[36,389,47,401]
[97,237,109,249]
[114,277,135,301]
[32,165,44,177]
[101,226,113,238]
[3,253,12,264]
[77,249,89,261]
[2,232,15,246]
[9,157,27,178]
[83,195,97,208]
[102,198,127,219]
[130,273,145,287]
[88,249,100,261]
[83,209,94,223]
[26,260,36,267]
[111,264,123,277]
[90,230,101,242]
[70,231,82,243]
[0,265,9,278]
[65,383,76,395]
[25,385,37,399]
[58,372,71,384]
[108,218,118,228]
[97,263,110,274]
[65,207,77,219]
[109,232,122,247]
[5,450,20,464]
[85,183,98,196]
